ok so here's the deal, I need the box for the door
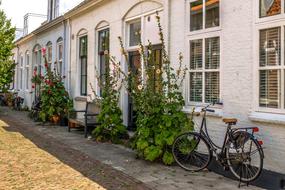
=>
[127,45,162,130]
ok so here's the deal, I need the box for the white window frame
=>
[253,21,285,114]
[47,42,53,66]
[56,40,63,76]
[25,51,30,90]
[124,9,164,83]
[255,0,285,23]
[19,54,24,90]
[187,35,221,105]
[186,0,221,36]
[95,26,110,96]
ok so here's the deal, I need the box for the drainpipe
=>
[67,18,72,96]
[63,20,67,88]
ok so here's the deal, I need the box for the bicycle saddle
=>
[222,118,237,125]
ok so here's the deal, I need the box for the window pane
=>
[20,69,23,89]
[190,39,203,69]
[190,0,203,31]
[129,20,141,46]
[260,27,281,67]
[99,29,109,52]
[26,54,29,65]
[58,44,63,61]
[205,72,219,103]
[48,46,52,62]
[81,76,87,95]
[205,37,220,69]
[190,72,203,102]
[81,57,87,75]
[260,0,281,18]
[259,69,280,108]
[79,36,88,57]
[205,0,219,28]
[26,68,29,89]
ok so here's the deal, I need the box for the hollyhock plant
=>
[29,49,73,123]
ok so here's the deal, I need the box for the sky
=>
[1,0,83,29]
[1,0,47,29]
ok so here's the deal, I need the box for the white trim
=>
[249,111,285,125]
[187,0,221,34]
[253,18,285,114]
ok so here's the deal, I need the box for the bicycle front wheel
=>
[226,133,263,182]
[172,132,212,172]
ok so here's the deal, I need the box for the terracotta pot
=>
[52,115,60,124]
[7,102,13,107]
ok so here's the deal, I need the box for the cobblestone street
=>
[0,107,264,190]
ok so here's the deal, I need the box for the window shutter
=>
[259,70,280,108]
[205,72,219,103]
[260,27,280,67]
[205,37,220,69]
[190,39,203,70]
[190,72,203,102]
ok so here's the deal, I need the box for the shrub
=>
[33,48,73,122]
[114,13,193,165]
[91,52,128,144]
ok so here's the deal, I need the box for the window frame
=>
[188,36,221,105]
[79,35,88,96]
[185,29,222,107]
[97,27,110,97]
[46,41,53,66]
[255,0,285,24]
[19,54,24,90]
[25,51,30,90]
[187,0,221,35]
[254,22,285,114]
[56,38,63,76]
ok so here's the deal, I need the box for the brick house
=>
[13,0,285,176]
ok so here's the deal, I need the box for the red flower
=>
[41,48,46,56]
[44,63,48,68]
[32,85,35,89]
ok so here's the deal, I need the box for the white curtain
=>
[260,0,275,16]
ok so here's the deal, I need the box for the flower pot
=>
[52,115,60,124]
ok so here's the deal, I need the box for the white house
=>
[12,0,285,176]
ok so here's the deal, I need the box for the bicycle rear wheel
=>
[172,132,212,172]
[226,132,263,182]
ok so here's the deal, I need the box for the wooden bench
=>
[68,101,101,138]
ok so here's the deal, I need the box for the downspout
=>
[67,18,72,95]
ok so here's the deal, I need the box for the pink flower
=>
[41,48,46,56]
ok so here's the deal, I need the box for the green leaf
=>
[144,145,162,161]
[162,151,174,165]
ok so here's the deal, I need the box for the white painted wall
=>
[12,0,285,174]
[14,23,65,108]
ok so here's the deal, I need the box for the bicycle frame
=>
[194,104,263,163]
[197,108,229,157]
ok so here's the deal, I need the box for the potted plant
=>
[37,48,73,124]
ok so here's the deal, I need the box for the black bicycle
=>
[172,103,264,185]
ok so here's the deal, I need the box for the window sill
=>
[74,96,87,102]
[249,112,285,125]
[183,106,223,118]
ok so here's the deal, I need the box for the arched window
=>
[33,44,42,97]
[25,51,30,90]
[96,21,110,96]
[19,53,24,90]
[46,41,52,66]
[56,37,63,75]
[77,29,88,96]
